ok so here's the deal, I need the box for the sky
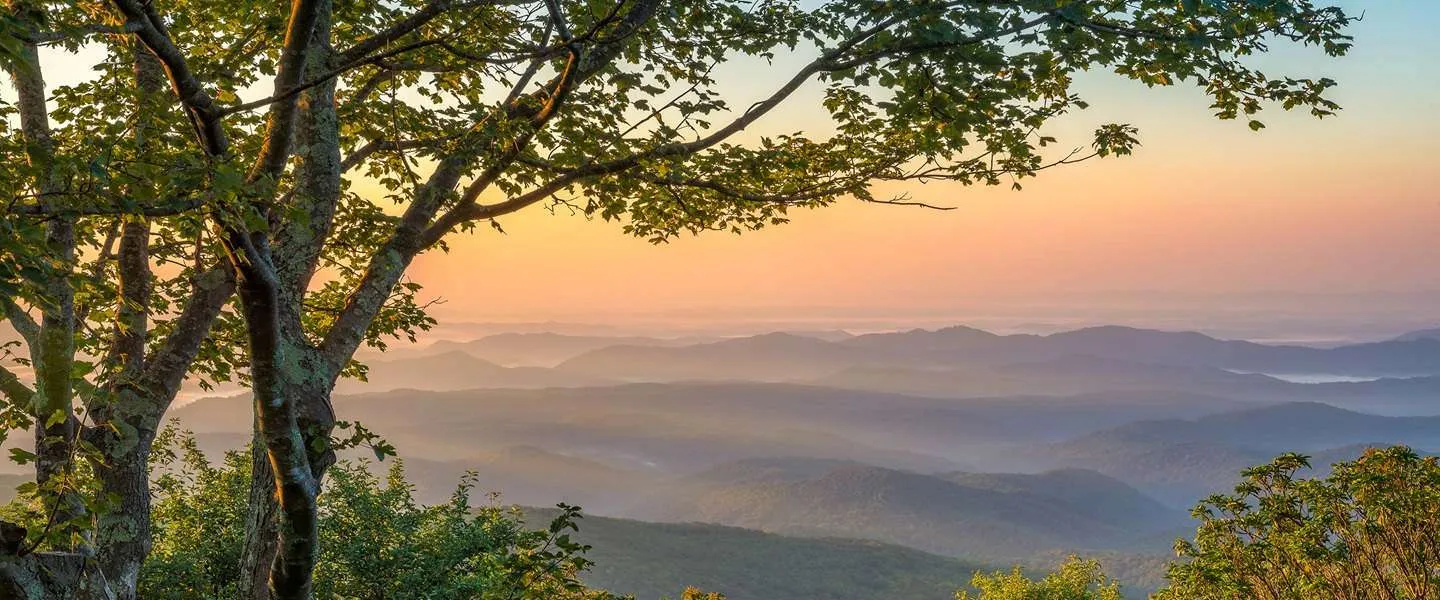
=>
[396,0,1440,326]
[13,1,1439,335]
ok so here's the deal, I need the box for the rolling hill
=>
[1078,402,1440,452]
[842,325,1440,376]
[370,446,658,512]
[1030,402,1440,505]
[629,458,1185,561]
[815,356,1440,414]
[174,381,1272,478]
[335,350,610,394]
[1394,327,1440,342]
[522,509,984,600]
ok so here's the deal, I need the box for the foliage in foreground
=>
[136,428,621,600]
[965,446,1440,600]
[956,555,1124,600]
[1156,446,1440,600]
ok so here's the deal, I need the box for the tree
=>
[1156,446,1440,600]
[956,555,1125,600]
[2,3,247,594]
[1,1,1355,599]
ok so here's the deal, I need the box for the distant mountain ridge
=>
[1394,327,1440,342]
[414,333,712,367]
[1031,402,1440,505]
[557,332,871,381]
[1089,402,1440,452]
[333,326,1440,411]
[334,350,610,393]
[632,457,1184,561]
[552,325,1440,386]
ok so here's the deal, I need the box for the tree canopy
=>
[956,555,1125,600]
[1157,446,1440,600]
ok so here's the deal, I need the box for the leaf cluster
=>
[1157,446,1440,600]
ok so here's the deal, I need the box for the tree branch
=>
[0,364,33,406]
[18,20,143,44]
[333,0,480,66]
[7,197,205,217]
[2,300,40,348]
[137,266,234,411]
[421,6,1056,240]
[110,0,229,156]
[248,0,331,181]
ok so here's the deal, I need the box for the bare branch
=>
[338,138,449,172]
[333,0,482,66]
[7,197,205,218]
[221,38,443,117]
[19,20,143,44]
[138,266,234,412]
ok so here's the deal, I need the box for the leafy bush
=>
[139,426,622,600]
[955,555,1124,600]
[1157,446,1440,600]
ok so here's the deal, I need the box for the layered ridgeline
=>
[1393,327,1440,342]
[1027,402,1440,505]
[159,324,1437,598]
[347,326,1440,414]
[555,326,1440,381]
[172,388,1440,514]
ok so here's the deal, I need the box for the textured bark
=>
[228,235,321,600]
[222,2,330,598]
[0,553,115,600]
[80,43,170,600]
[6,1,85,545]
[84,413,155,600]
[32,214,78,505]
[239,344,339,600]
[87,214,153,600]
[238,435,281,600]
[0,522,110,598]
[239,6,342,597]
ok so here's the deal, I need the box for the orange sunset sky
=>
[19,1,1438,331]
[397,0,1439,323]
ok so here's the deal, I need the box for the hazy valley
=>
[164,324,1440,598]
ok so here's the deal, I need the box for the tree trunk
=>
[238,433,279,600]
[6,0,85,548]
[86,412,155,600]
[81,42,169,599]
[0,521,110,599]
[238,359,337,600]
[239,5,340,595]
[0,554,114,600]
[226,216,332,600]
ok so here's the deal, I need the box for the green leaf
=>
[8,448,35,464]
[44,408,68,428]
